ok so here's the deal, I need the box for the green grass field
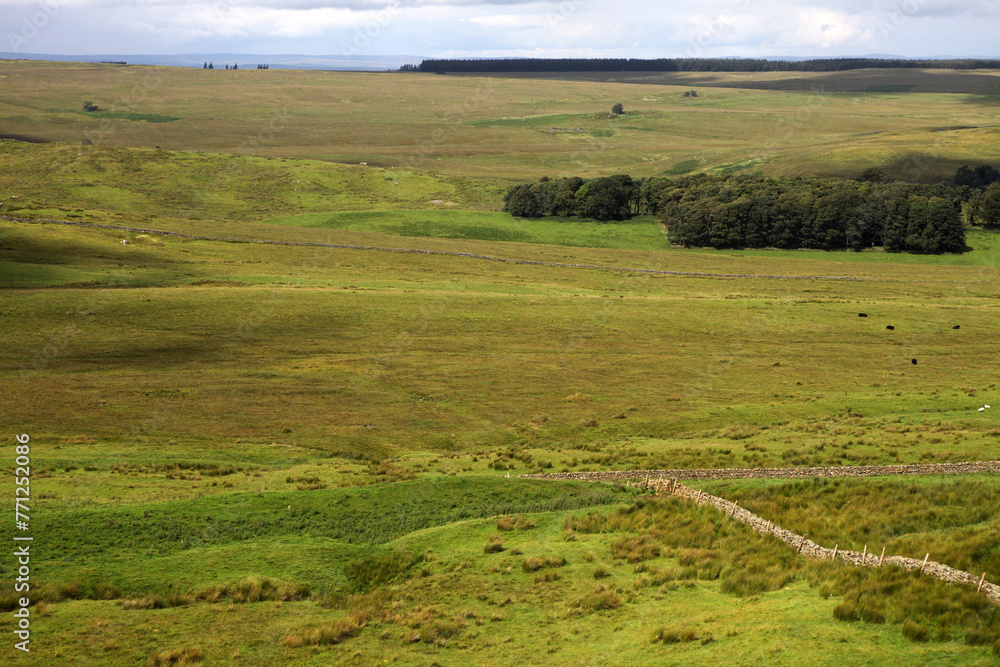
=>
[261,210,669,249]
[2,61,1000,664]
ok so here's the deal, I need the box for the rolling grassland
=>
[2,60,1000,182]
[1,61,1000,664]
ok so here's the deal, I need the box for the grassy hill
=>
[3,60,1000,182]
[2,61,1000,664]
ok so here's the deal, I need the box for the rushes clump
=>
[146,647,204,665]
[484,535,505,554]
[521,556,566,572]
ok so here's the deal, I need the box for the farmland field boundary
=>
[2,215,874,282]
[520,460,1000,482]
[526,462,1000,602]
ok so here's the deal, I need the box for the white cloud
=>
[0,0,996,57]
[782,7,873,50]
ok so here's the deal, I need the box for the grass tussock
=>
[610,534,661,563]
[146,647,204,666]
[652,626,708,644]
[484,535,505,554]
[119,576,310,610]
[288,590,398,649]
[719,424,762,440]
[368,459,416,482]
[816,563,1000,646]
[572,585,623,613]
[567,497,803,594]
[521,556,567,573]
[345,550,422,592]
[496,514,536,531]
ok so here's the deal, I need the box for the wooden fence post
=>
[920,553,929,574]
[862,544,867,565]
[797,535,807,553]
[878,546,885,567]
[978,572,987,593]
[832,544,838,560]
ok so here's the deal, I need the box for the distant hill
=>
[0,52,423,71]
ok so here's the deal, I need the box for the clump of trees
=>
[82,101,99,112]
[418,57,1000,74]
[504,175,640,222]
[611,103,624,115]
[505,172,971,254]
[652,174,967,254]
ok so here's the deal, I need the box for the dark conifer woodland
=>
[505,173,972,254]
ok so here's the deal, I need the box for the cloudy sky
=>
[3,0,998,59]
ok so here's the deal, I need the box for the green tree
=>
[611,102,624,115]
[503,185,543,218]
[979,182,1000,229]
[577,176,633,221]
[551,177,584,216]
[905,196,966,253]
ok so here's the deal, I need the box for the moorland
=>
[2,59,1000,665]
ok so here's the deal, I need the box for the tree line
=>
[418,58,1000,74]
[202,63,270,70]
[504,171,982,254]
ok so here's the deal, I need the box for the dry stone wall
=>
[656,479,1000,604]
[521,460,1000,482]
[2,216,868,282]
[525,463,1000,603]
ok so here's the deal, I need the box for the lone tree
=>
[611,102,624,115]
[82,101,98,112]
